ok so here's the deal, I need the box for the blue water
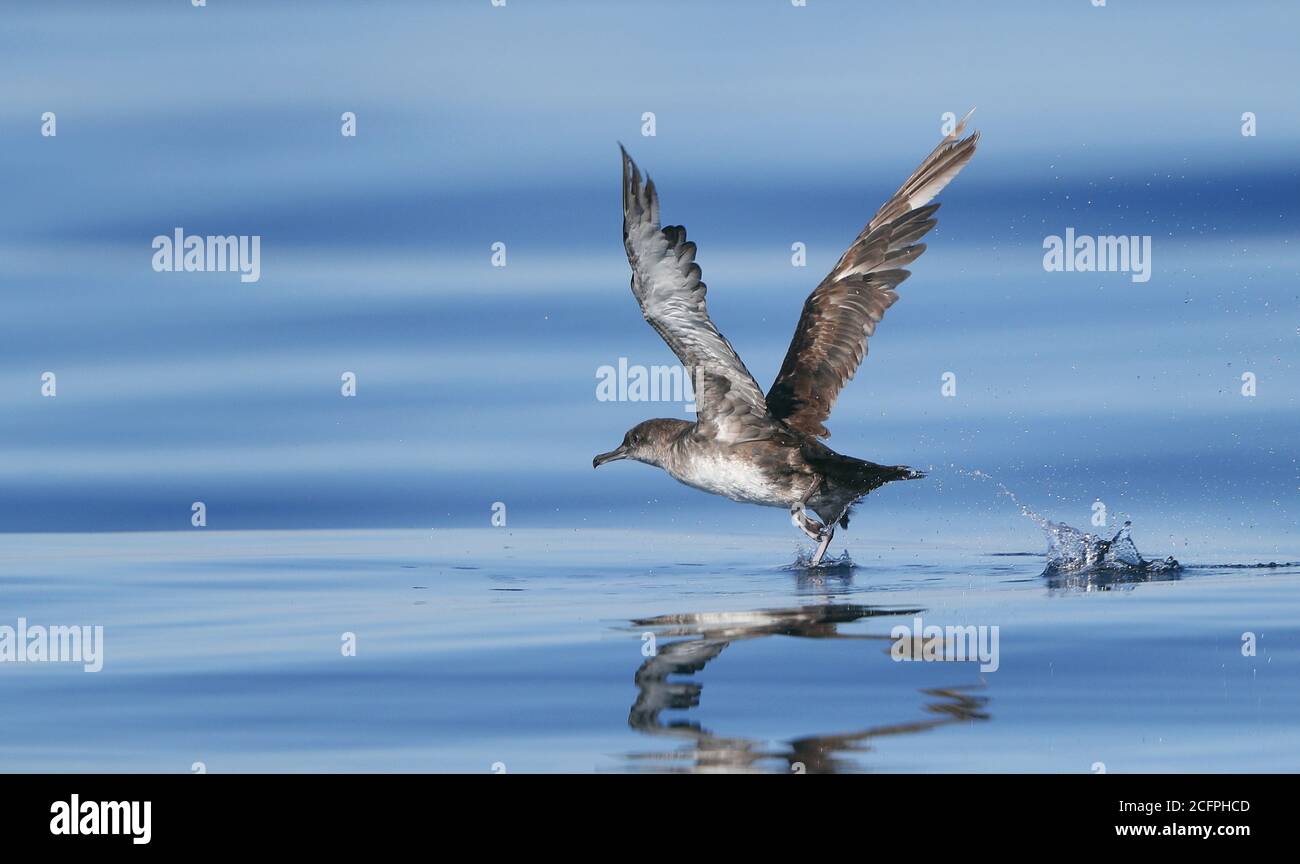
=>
[2,527,1297,772]
[1,1,1298,771]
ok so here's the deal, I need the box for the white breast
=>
[668,453,789,507]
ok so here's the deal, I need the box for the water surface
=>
[3,526,1295,773]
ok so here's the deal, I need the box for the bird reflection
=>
[625,604,989,773]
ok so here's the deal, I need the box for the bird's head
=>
[593,419,685,469]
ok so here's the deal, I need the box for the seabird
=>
[594,115,979,565]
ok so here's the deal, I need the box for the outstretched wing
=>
[620,146,773,443]
[766,115,979,438]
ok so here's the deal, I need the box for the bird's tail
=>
[867,463,924,485]
[803,443,923,491]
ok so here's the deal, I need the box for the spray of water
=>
[954,467,1180,574]
[785,548,855,573]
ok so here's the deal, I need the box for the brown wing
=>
[620,145,774,443]
[766,116,979,438]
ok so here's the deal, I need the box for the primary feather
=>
[766,115,979,438]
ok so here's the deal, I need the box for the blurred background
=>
[2,0,1297,557]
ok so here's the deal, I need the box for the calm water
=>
[2,522,1296,773]
[1,2,1297,772]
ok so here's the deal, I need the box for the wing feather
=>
[766,116,979,438]
[620,146,773,442]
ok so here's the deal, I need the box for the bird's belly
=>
[668,455,793,507]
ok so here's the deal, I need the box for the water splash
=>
[784,548,855,573]
[955,467,1179,574]
[1039,519,1180,575]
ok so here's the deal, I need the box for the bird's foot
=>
[791,504,835,567]
[790,504,824,542]
[809,526,835,568]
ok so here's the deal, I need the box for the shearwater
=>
[594,115,979,566]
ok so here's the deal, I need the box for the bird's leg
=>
[791,476,834,564]
[809,524,835,568]
[789,503,824,542]
[801,475,823,507]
